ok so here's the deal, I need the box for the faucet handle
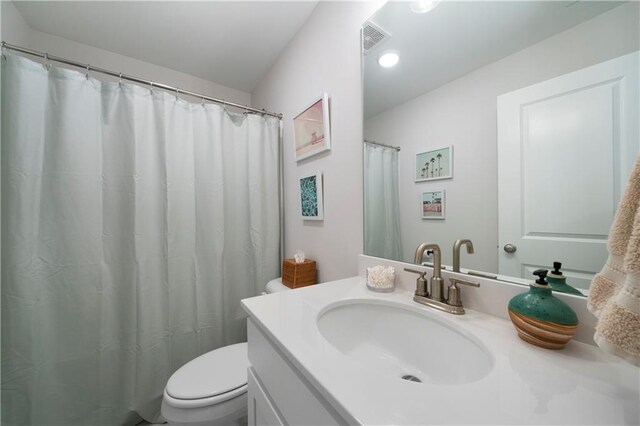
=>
[404,268,426,276]
[404,268,429,297]
[447,278,480,307]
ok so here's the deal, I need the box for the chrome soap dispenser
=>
[508,269,578,350]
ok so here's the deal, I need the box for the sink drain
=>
[401,374,422,383]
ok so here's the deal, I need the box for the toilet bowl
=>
[161,278,288,425]
[162,342,248,426]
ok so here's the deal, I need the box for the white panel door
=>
[497,52,639,290]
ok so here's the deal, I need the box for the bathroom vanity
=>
[242,257,639,425]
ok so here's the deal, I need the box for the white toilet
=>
[161,278,289,425]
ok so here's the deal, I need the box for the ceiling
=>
[364,1,624,119]
[13,1,318,92]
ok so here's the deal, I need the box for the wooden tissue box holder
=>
[282,258,317,289]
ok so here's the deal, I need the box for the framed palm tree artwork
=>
[415,146,453,182]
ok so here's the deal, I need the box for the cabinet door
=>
[248,367,284,426]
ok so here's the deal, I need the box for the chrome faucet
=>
[406,242,480,315]
[452,239,474,273]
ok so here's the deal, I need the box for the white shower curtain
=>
[364,142,403,261]
[1,54,280,425]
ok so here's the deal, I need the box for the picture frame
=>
[422,190,445,220]
[294,93,331,162]
[299,172,324,221]
[415,146,453,182]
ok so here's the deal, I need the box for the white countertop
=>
[241,277,640,425]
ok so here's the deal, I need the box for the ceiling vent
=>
[362,21,390,54]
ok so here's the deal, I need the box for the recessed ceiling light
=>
[411,0,441,14]
[378,51,399,68]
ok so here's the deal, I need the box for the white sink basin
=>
[317,299,493,385]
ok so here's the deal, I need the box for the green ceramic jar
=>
[508,269,578,349]
[546,261,583,296]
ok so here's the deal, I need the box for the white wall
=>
[364,2,639,272]
[1,1,250,106]
[252,1,384,283]
[1,1,30,47]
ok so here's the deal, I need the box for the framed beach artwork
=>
[422,190,445,220]
[299,172,324,221]
[415,146,453,182]
[294,93,331,162]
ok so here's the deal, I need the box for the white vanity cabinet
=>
[246,319,347,426]
[247,367,283,426]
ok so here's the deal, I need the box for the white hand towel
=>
[588,157,640,315]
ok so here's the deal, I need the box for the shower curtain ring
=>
[175,88,179,102]
[150,81,154,93]
[85,64,91,80]
[44,53,51,70]
[118,73,123,85]
[201,96,205,107]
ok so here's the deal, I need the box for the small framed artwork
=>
[300,172,324,221]
[422,190,445,220]
[415,146,453,182]
[294,93,331,162]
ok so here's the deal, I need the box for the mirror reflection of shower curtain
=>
[364,143,403,261]
[1,55,280,425]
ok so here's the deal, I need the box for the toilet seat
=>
[163,384,247,408]
[162,387,248,425]
[164,342,248,408]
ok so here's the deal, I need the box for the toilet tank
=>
[264,278,288,294]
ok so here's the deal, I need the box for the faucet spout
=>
[414,242,431,264]
[453,239,474,273]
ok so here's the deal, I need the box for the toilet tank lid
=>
[265,277,288,294]
[166,342,248,400]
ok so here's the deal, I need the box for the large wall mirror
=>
[362,1,639,293]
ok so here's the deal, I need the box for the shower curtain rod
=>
[1,41,283,119]
[364,139,401,151]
